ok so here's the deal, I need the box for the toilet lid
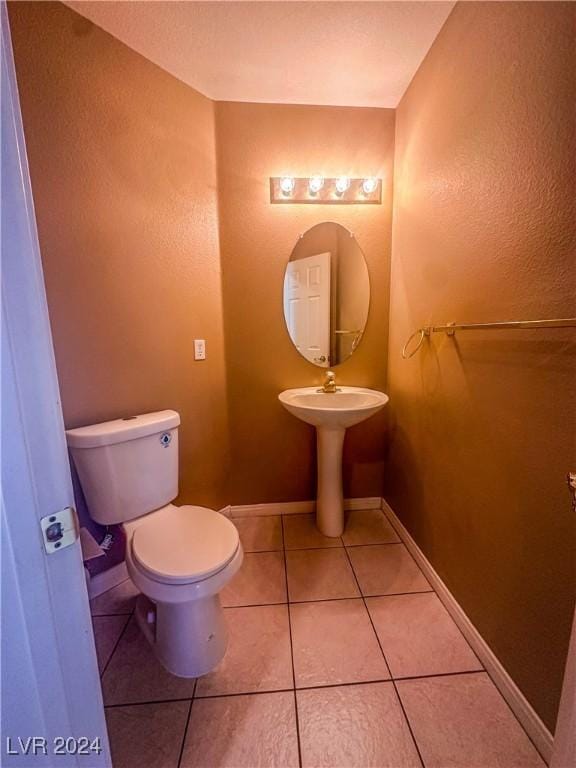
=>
[131,505,240,584]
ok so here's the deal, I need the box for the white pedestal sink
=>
[278,387,389,537]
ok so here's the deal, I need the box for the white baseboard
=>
[381,498,553,763]
[345,497,382,511]
[87,561,128,599]
[229,497,381,519]
[230,500,313,518]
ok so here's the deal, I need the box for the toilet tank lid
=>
[66,410,180,449]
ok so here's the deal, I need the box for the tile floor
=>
[91,509,545,768]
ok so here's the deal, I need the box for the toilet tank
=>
[66,410,180,525]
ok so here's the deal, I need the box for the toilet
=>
[66,410,242,678]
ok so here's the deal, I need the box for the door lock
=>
[40,507,79,554]
[45,521,64,543]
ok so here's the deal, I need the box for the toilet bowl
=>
[66,410,242,678]
[124,503,242,677]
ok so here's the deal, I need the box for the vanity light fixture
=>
[335,176,351,195]
[362,177,379,195]
[309,176,324,195]
[270,176,382,204]
[280,176,296,195]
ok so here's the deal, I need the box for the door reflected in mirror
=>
[283,222,370,367]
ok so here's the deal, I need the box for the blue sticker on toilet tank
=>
[160,432,172,447]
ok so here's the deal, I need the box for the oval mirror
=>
[283,222,370,367]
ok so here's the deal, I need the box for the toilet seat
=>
[130,504,240,586]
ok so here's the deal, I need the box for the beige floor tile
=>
[342,509,401,546]
[92,615,129,673]
[181,692,299,768]
[286,549,360,602]
[367,593,482,678]
[90,578,139,616]
[283,513,343,549]
[106,701,190,768]
[234,515,283,552]
[397,673,545,767]
[297,682,421,768]
[290,599,390,687]
[348,543,431,596]
[195,605,293,697]
[221,552,287,607]
[101,617,196,705]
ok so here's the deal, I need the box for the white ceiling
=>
[65,1,455,108]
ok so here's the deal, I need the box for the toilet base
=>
[135,592,228,678]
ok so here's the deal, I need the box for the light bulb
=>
[335,176,350,195]
[280,176,295,195]
[362,177,378,195]
[308,176,324,194]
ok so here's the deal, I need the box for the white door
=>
[1,7,110,765]
[283,252,331,366]
[551,612,575,768]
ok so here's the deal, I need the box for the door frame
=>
[551,604,576,767]
[1,5,110,764]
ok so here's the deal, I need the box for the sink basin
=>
[278,387,388,429]
[279,386,388,537]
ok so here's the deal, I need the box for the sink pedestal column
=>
[316,426,346,537]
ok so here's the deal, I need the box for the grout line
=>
[238,539,406,552]
[105,695,195,709]
[341,543,426,768]
[390,681,426,768]
[294,670,487,692]
[176,687,195,768]
[343,540,403,548]
[232,508,382,523]
[391,585,484,669]
[392,669,485,683]
[373,514,484,669]
[99,612,132,680]
[296,678,392,692]
[281,515,303,768]
[285,545,344,551]
[220,590,436,612]
[193,688,294,701]
[345,541,434,590]
[238,541,406,556]
[289,589,434,604]
[234,507,382,517]
[381,504,548,763]
[100,518,500,764]
[221,601,288,609]
[244,549,284,555]
[282,540,411,552]
[91,611,134,618]
[104,670,495,709]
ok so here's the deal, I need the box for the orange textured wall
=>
[10,0,575,731]
[216,102,395,504]
[8,1,230,508]
[387,1,576,730]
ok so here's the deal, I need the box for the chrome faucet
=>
[319,370,339,393]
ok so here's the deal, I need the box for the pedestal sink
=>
[278,387,389,537]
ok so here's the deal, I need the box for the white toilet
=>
[66,410,242,678]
